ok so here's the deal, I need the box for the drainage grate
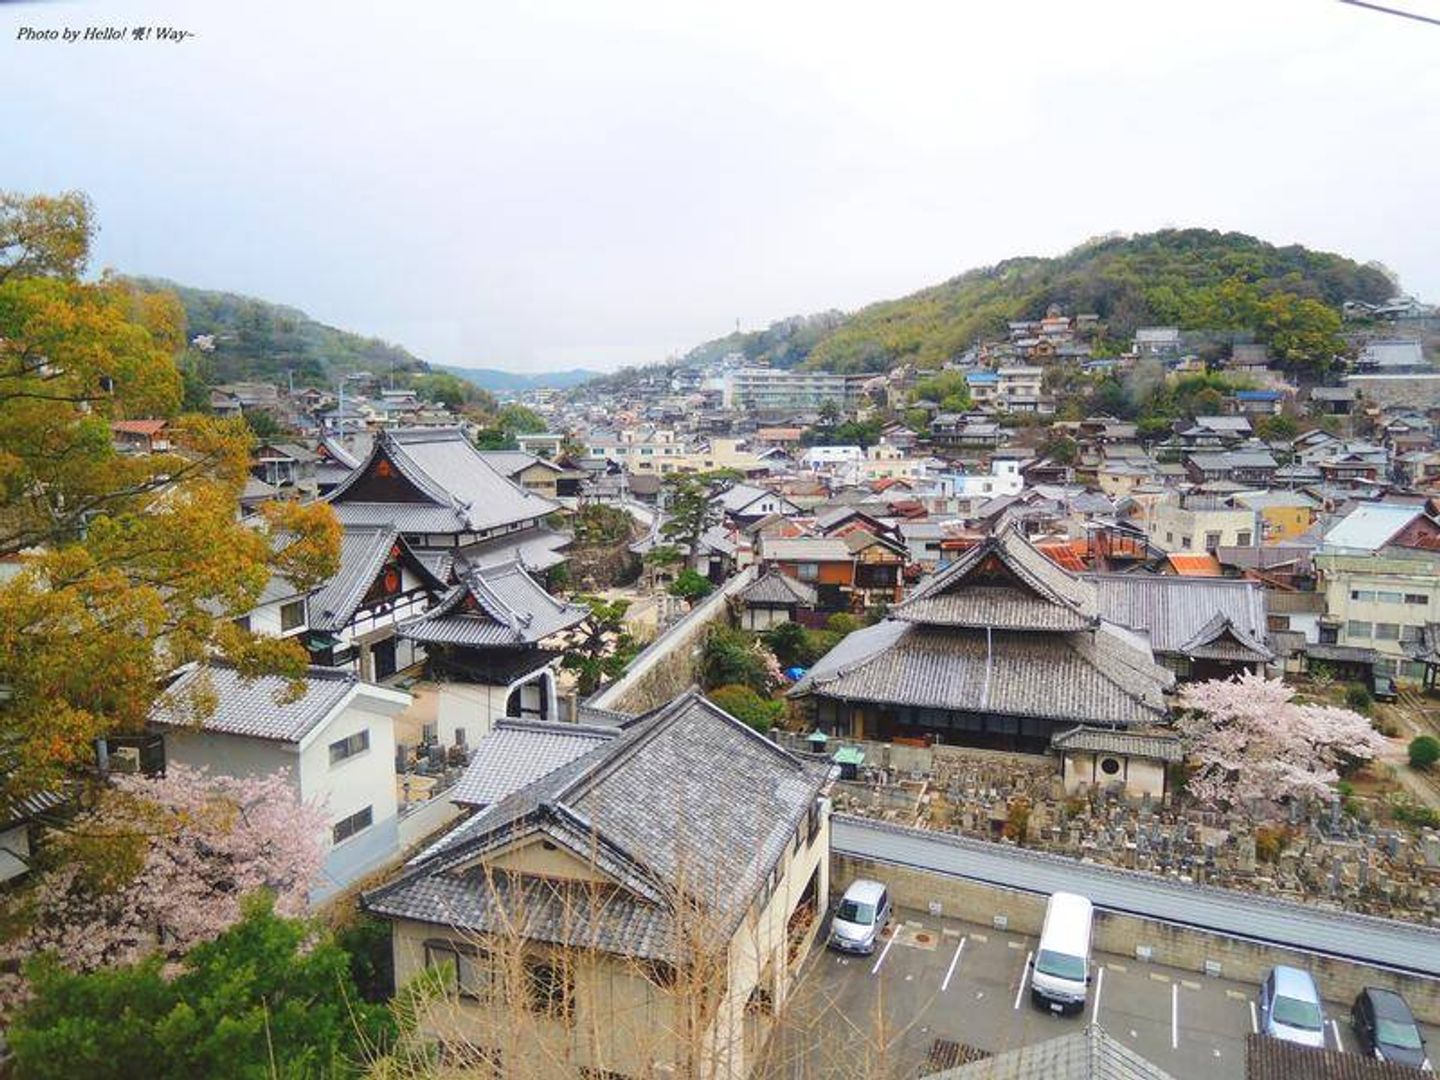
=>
[922,1039,990,1073]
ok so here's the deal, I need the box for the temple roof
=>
[396,559,588,648]
[895,528,1098,632]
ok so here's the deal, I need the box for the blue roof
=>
[966,371,999,384]
[1235,390,1281,401]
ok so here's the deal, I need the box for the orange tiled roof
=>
[1166,552,1223,577]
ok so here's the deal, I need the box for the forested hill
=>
[126,277,430,387]
[674,229,1398,375]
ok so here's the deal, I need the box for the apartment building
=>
[721,368,871,412]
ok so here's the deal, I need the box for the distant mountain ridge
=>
[659,228,1400,378]
[436,365,602,393]
[126,276,429,387]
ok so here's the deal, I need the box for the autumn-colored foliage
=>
[0,190,340,805]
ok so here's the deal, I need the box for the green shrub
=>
[707,684,785,733]
[1409,735,1440,771]
[1345,683,1372,714]
[668,568,713,602]
[700,627,771,693]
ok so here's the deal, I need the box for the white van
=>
[1030,892,1093,1014]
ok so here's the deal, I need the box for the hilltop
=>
[668,229,1398,376]
[437,364,602,393]
[125,277,430,387]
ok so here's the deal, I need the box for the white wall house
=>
[946,459,1024,499]
[151,664,413,901]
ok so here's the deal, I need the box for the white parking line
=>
[1249,1000,1258,1035]
[1013,950,1032,1010]
[870,934,896,975]
[941,936,966,992]
[1092,965,1105,1021]
[1171,983,1179,1050]
[1330,1019,1345,1052]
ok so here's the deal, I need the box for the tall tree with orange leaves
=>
[0,190,341,809]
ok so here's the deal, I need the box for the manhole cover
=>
[915,932,934,945]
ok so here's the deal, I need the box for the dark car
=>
[1351,987,1431,1071]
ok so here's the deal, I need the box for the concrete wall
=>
[832,852,1440,1024]
[1061,751,1166,799]
[589,565,756,715]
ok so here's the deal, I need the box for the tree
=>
[1409,735,1440,771]
[8,897,395,1079]
[497,402,547,434]
[241,408,283,440]
[699,627,779,694]
[817,399,841,426]
[0,765,324,999]
[668,569,713,603]
[0,191,341,806]
[660,473,727,569]
[706,684,784,733]
[411,371,473,410]
[1176,673,1388,809]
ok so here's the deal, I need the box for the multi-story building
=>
[1144,494,1257,554]
[721,368,871,413]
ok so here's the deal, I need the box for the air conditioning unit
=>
[110,746,141,774]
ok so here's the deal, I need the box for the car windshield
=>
[1035,950,1086,982]
[1273,995,1323,1031]
[1376,1018,1423,1050]
[836,900,875,925]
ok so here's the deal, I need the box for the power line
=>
[1338,0,1440,27]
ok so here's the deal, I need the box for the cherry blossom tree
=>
[1,765,324,1005]
[1176,672,1389,809]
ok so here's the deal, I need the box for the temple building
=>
[789,528,1175,753]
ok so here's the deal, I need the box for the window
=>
[797,563,819,582]
[1406,594,1428,605]
[1181,536,1192,549]
[233,614,252,633]
[279,599,305,632]
[331,805,373,845]
[1377,591,1403,604]
[1352,589,1377,603]
[1402,625,1423,644]
[1236,531,1252,547]
[329,729,370,765]
[1375,623,1400,641]
[424,940,492,1000]
[1204,532,1222,551]
[1100,757,1121,776]
[524,957,572,1019]
[1346,620,1373,639]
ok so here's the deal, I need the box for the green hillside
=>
[674,229,1397,376]
[126,276,429,387]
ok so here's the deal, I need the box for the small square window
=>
[332,805,373,845]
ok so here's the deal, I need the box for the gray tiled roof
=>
[1050,726,1184,764]
[150,664,358,743]
[924,1025,1175,1080]
[449,720,620,808]
[308,526,404,632]
[1179,611,1272,662]
[738,569,818,607]
[365,691,831,960]
[1090,573,1268,656]
[761,536,853,563]
[456,525,571,573]
[326,428,557,535]
[896,529,1097,631]
[397,560,588,647]
[475,450,558,478]
[790,623,1169,726]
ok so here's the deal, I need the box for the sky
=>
[3,0,1438,373]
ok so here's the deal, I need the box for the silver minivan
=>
[828,879,891,955]
[1259,965,1327,1049]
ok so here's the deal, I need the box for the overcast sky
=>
[3,0,1437,372]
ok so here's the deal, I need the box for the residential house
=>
[760,536,856,613]
[478,451,567,499]
[735,569,819,630]
[1232,389,1282,416]
[110,418,171,454]
[1133,327,1182,359]
[1145,494,1258,554]
[363,692,833,1080]
[1230,490,1319,542]
[151,663,412,899]
[253,441,321,493]
[715,483,804,527]
[1183,449,1278,486]
[1315,503,1440,681]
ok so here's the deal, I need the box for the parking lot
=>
[757,904,1440,1079]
